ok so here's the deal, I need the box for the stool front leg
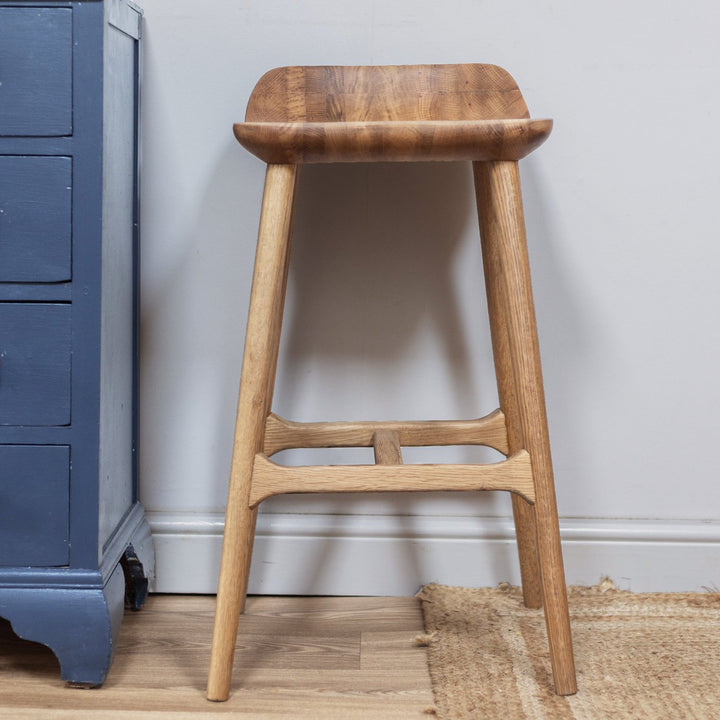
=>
[208,163,299,702]
[474,160,577,696]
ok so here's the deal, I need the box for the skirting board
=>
[147,512,720,595]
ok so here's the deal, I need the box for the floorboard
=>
[0,595,435,719]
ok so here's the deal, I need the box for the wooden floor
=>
[0,595,435,719]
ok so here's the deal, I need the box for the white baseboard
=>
[147,512,720,595]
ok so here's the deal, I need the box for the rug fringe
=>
[414,633,437,647]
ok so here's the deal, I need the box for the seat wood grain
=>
[234,118,552,163]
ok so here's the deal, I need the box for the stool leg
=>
[474,166,542,609]
[208,163,299,701]
[473,160,577,695]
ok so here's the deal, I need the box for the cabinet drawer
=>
[0,304,71,426]
[0,157,72,282]
[0,445,69,566]
[0,8,73,136]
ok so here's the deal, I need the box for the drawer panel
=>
[0,304,71,426]
[0,8,73,136]
[0,157,72,282]
[0,445,70,566]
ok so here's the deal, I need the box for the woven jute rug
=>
[418,579,720,719]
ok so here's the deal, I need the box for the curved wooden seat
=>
[234,118,552,163]
[234,64,552,163]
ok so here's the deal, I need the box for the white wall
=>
[139,1,720,594]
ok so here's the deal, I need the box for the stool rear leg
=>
[474,160,577,696]
[208,163,299,702]
[474,165,542,609]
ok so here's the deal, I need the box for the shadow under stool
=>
[207,63,577,701]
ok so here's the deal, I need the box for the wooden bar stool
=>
[207,64,577,701]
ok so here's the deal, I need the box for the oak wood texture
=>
[209,63,575,702]
[474,160,576,694]
[0,595,433,719]
[234,118,552,164]
[474,164,543,610]
[208,164,299,701]
[245,64,530,122]
[263,409,510,456]
[250,450,535,507]
[235,64,551,163]
[373,429,403,465]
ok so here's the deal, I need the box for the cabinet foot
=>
[0,515,155,685]
[0,563,124,686]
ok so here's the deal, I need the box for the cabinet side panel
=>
[98,16,139,553]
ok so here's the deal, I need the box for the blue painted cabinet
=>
[0,0,154,686]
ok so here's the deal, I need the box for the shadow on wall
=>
[266,159,513,514]
[277,160,484,424]
[255,160,519,589]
